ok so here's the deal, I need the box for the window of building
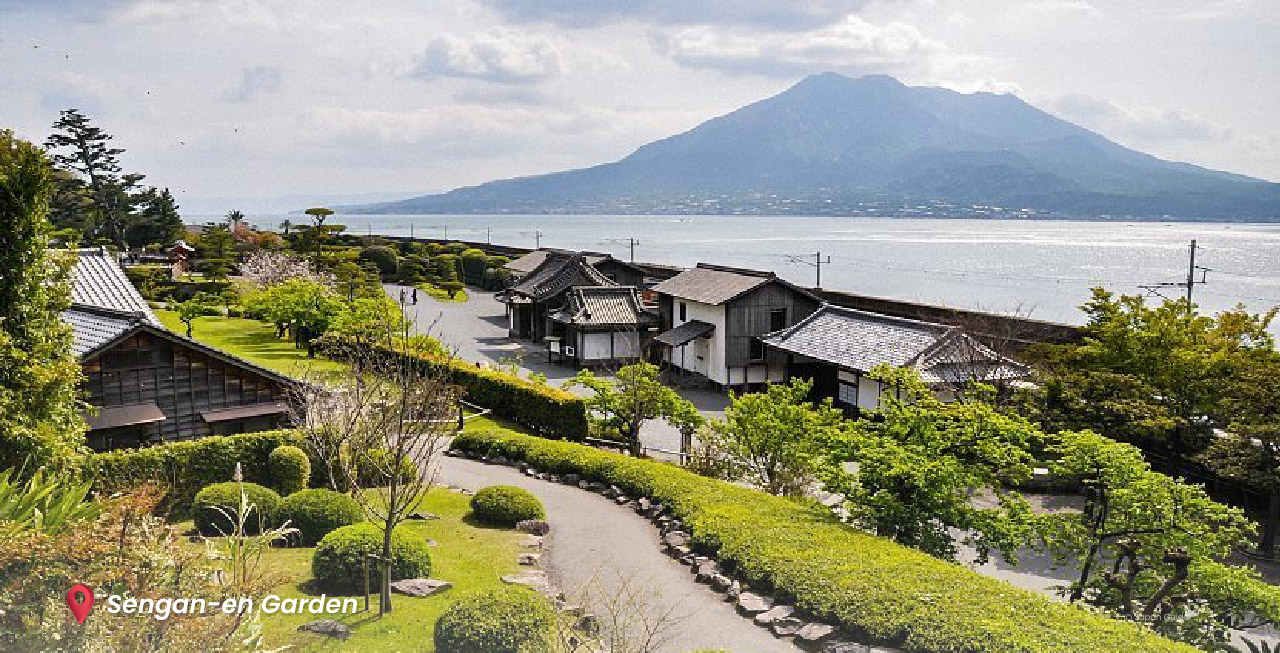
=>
[838,381,858,406]
[679,302,687,322]
[749,338,765,361]
[769,308,787,332]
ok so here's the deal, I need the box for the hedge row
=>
[320,336,587,441]
[86,430,310,517]
[451,430,1194,653]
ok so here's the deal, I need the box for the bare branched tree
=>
[289,311,461,615]
[553,569,689,653]
[240,249,333,288]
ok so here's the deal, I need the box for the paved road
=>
[387,283,729,457]
[439,455,797,653]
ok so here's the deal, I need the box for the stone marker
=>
[390,578,452,597]
[298,619,351,640]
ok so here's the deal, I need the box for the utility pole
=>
[604,237,640,262]
[1139,239,1209,308]
[786,251,831,288]
[409,223,414,239]
[486,227,492,244]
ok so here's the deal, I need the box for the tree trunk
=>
[380,526,394,614]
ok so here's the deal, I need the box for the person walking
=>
[412,287,418,304]
[399,288,406,305]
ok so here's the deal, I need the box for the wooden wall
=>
[724,283,820,367]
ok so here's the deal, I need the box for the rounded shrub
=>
[268,445,311,495]
[192,481,282,536]
[311,523,431,592]
[278,488,363,546]
[470,485,544,527]
[434,586,554,653]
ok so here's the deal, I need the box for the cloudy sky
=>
[3,0,1277,210]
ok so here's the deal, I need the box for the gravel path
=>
[439,454,797,653]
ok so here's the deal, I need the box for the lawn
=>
[416,282,468,303]
[154,310,349,378]
[184,487,525,651]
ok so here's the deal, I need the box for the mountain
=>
[342,73,1280,220]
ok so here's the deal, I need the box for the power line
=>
[1138,239,1210,306]
[603,237,640,262]
[785,251,831,288]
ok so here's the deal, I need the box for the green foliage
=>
[278,488,363,546]
[356,448,420,488]
[326,294,408,345]
[470,485,545,526]
[318,335,588,440]
[243,278,345,341]
[268,445,311,495]
[44,109,145,248]
[819,366,1041,562]
[358,245,399,277]
[193,481,282,536]
[0,131,86,474]
[569,362,703,455]
[126,187,184,247]
[311,522,432,592]
[459,248,488,285]
[434,586,554,653]
[0,468,99,536]
[442,242,468,255]
[86,429,307,516]
[174,291,220,337]
[705,378,843,496]
[452,429,1195,653]
[438,280,465,298]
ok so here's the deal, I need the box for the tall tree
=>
[569,362,703,457]
[0,131,86,474]
[125,187,184,248]
[44,109,143,248]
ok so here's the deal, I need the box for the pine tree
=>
[0,130,86,474]
[44,109,144,248]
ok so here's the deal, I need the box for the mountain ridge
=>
[340,73,1279,220]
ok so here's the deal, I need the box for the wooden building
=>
[651,263,821,390]
[65,248,294,450]
[504,248,648,288]
[759,304,1028,413]
[548,286,658,367]
[497,251,617,342]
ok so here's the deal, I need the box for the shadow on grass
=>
[460,513,519,532]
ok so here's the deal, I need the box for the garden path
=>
[438,454,798,653]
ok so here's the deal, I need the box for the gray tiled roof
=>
[69,248,161,326]
[650,263,776,305]
[503,252,615,302]
[505,248,615,276]
[64,305,145,357]
[550,286,657,327]
[654,320,715,347]
[760,304,1027,383]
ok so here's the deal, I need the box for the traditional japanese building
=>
[504,248,648,288]
[548,286,659,367]
[651,263,821,391]
[65,248,294,450]
[759,304,1028,413]
[497,251,617,342]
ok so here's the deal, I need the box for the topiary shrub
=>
[278,488,363,546]
[192,481,282,536]
[434,586,555,653]
[311,522,432,592]
[268,445,311,495]
[470,485,544,527]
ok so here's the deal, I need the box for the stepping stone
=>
[796,622,837,644]
[518,553,540,566]
[755,604,795,626]
[772,616,806,637]
[563,473,581,485]
[501,570,550,591]
[298,619,351,640]
[407,511,440,520]
[737,592,773,615]
[709,574,734,593]
[390,578,451,597]
[516,520,550,535]
[695,560,720,583]
[662,531,690,548]
[821,642,873,653]
[519,535,544,549]
[726,580,742,602]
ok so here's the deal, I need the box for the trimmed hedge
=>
[470,485,545,527]
[318,336,587,440]
[452,430,1196,653]
[193,481,282,536]
[268,445,311,495]
[434,586,555,653]
[87,430,310,517]
[279,489,364,546]
[312,522,432,592]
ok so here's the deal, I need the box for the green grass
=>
[416,282,468,303]
[154,310,348,378]
[184,488,525,651]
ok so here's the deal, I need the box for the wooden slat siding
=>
[82,330,290,448]
[594,259,646,288]
[723,283,821,368]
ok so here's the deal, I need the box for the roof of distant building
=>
[68,247,161,327]
[499,251,615,303]
[550,286,657,327]
[760,304,1028,384]
[651,262,813,305]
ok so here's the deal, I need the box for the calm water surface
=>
[208,214,1280,332]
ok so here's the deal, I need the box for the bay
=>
[202,214,1280,333]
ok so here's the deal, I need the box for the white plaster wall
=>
[665,299,726,384]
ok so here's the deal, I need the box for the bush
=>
[460,248,488,285]
[316,336,587,440]
[278,489,363,546]
[311,523,432,592]
[434,586,554,653]
[470,485,544,527]
[268,445,312,495]
[358,245,399,277]
[87,430,309,517]
[451,430,1196,653]
[192,481,282,536]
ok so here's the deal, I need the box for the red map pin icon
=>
[66,584,94,623]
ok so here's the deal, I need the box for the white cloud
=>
[657,15,951,77]
[411,30,564,84]
[1026,1,1102,19]
[224,66,282,103]
[1052,94,1229,143]
[475,0,870,29]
